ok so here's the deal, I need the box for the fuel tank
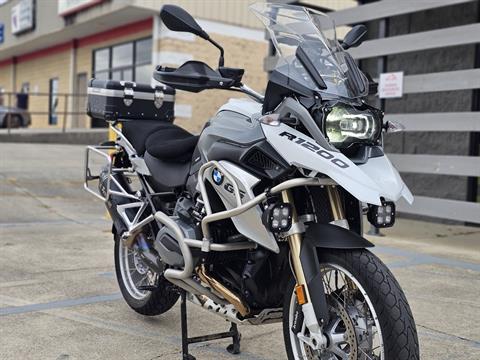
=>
[192,98,289,180]
[188,99,287,252]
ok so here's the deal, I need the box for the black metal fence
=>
[0,91,89,133]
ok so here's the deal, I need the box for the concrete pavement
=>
[0,142,479,359]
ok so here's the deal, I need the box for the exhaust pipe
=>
[197,264,250,317]
[153,212,249,317]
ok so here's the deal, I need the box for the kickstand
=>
[180,290,241,360]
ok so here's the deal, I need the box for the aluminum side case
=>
[87,79,175,121]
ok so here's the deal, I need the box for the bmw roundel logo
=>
[212,168,224,185]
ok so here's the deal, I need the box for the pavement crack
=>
[147,351,180,359]
[435,230,480,238]
[418,324,480,347]
[5,177,83,224]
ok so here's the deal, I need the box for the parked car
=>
[0,106,31,128]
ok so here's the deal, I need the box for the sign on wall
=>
[379,71,404,99]
[11,0,35,35]
[0,24,4,44]
[58,0,104,16]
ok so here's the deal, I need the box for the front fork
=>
[282,186,345,349]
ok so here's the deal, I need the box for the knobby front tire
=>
[283,249,419,360]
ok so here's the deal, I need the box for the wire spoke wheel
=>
[114,232,179,316]
[118,241,155,300]
[288,263,383,360]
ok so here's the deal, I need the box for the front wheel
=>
[283,249,419,360]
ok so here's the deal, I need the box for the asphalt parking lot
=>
[1,142,479,360]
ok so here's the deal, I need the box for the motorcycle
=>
[84,3,419,359]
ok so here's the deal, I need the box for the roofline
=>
[0,17,152,68]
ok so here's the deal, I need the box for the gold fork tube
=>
[326,186,344,221]
[281,189,311,302]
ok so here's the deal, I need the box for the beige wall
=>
[0,63,13,92]
[0,63,13,108]
[1,18,269,131]
[14,49,72,128]
[158,35,268,133]
[0,27,153,129]
[136,0,261,29]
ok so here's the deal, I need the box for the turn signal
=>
[295,284,307,305]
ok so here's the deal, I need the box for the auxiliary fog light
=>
[262,202,293,233]
[367,201,396,228]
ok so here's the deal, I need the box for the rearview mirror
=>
[160,4,209,40]
[342,25,367,50]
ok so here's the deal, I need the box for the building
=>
[328,0,480,224]
[2,0,475,224]
[0,0,355,132]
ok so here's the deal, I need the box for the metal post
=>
[180,291,193,360]
[62,94,68,133]
[367,224,385,237]
[7,92,12,135]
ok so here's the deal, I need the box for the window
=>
[48,78,59,125]
[92,38,152,83]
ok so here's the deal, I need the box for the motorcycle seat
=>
[145,124,199,163]
[122,121,198,163]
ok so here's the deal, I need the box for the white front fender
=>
[262,123,413,205]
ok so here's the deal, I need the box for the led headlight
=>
[324,103,381,148]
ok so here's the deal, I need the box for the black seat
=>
[122,120,172,155]
[145,125,199,163]
[122,121,199,191]
[122,120,198,163]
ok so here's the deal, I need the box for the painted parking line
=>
[0,279,43,288]
[0,219,109,228]
[373,245,480,272]
[0,293,268,360]
[0,293,122,316]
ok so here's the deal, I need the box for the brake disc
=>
[321,298,358,360]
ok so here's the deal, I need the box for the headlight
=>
[324,103,381,148]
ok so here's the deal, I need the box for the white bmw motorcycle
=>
[85,3,419,359]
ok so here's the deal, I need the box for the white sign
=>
[58,0,103,16]
[11,0,34,35]
[379,71,404,99]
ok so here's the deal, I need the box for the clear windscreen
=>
[250,2,369,99]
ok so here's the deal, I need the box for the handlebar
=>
[233,84,264,103]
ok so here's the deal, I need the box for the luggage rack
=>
[84,143,154,245]
[84,144,139,202]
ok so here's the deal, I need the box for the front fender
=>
[299,224,373,325]
[303,223,374,249]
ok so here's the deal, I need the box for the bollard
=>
[367,224,384,237]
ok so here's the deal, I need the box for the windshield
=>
[250,2,369,99]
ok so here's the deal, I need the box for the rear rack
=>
[84,145,115,202]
